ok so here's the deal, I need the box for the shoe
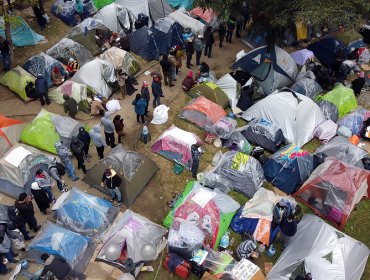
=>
[169,85,175,87]
[189,63,193,66]
[40,102,45,106]
[109,199,114,202]
[11,259,19,264]
[173,79,177,81]
[13,253,19,258]
[72,177,79,181]
[111,144,117,148]
[1,269,10,275]
[25,236,34,241]
[51,198,56,204]
[117,202,122,206]
[186,65,191,69]
[33,225,41,233]
[164,83,168,86]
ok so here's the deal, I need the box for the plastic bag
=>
[212,151,223,166]
[198,172,232,193]
[223,131,252,155]
[151,105,169,125]
[207,117,237,139]
[337,126,352,138]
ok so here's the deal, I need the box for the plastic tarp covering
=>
[318,100,339,123]
[46,38,93,66]
[0,16,44,47]
[337,109,366,135]
[179,96,227,129]
[223,131,252,155]
[92,0,113,10]
[307,38,345,68]
[289,49,314,66]
[294,159,370,229]
[313,120,338,143]
[267,214,370,280]
[241,118,285,153]
[212,151,265,197]
[290,71,322,100]
[22,53,66,88]
[148,0,173,22]
[317,84,358,119]
[151,125,201,169]
[72,59,116,99]
[314,136,367,168]
[97,210,167,276]
[51,0,78,26]
[168,8,205,35]
[0,66,36,102]
[115,0,152,26]
[0,203,9,223]
[263,144,316,194]
[99,47,140,76]
[241,90,326,148]
[27,222,90,268]
[215,74,240,111]
[56,188,112,238]
[207,117,237,139]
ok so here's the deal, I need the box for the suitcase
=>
[164,253,191,279]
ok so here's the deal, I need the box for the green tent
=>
[188,82,229,108]
[334,30,363,47]
[92,0,114,10]
[317,84,357,118]
[20,109,83,154]
[163,181,239,249]
[0,66,36,103]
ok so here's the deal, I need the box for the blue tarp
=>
[166,0,194,10]
[0,16,44,47]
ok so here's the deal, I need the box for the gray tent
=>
[290,71,322,100]
[267,214,369,280]
[318,100,339,122]
[0,144,53,198]
[148,0,173,22]
[83,145,158,207]
[0,203,9,223]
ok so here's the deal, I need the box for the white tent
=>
[240,89,325,147]
[168,8,205,35]
[71,59,117,98]
[267,215,369,280]
[148,0,173,22]
[99,47,140,76]
[215,73,240,112]
[115,0,152,27]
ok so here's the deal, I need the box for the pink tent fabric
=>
[190,7,217,24]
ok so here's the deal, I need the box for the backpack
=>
[50,162,66,176]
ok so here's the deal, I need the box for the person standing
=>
[152,75,163,108]
[35,169,56,204]
[218,22,226,49]
[236,14,244,38]
[35,74,50,106]
[117,68,128,99]
[101,169,123,206]
[132,94,147,124]
[175,45,184,75]
[15,193,41,233]
[204,26,214,58]
[194,35,204,66]
[113,115,125,143]
[63,95,78,119]
[70,137,87,174]
[48,159,68,193]
[101,112,116,148]
[55,142,79,181]
[241,1,250,30]
[226,16,236,43]
[0,225,18,275]
[185,37,195,69]
[160,55,173,87]
[0,36,10,71]
[7,206,33,241]
[30,182,50,215]
[89,124,107,159]
[32,5,47,30]
[141,81,150,117]
[190,142,203,178]
[77,127,91,157]
[169,50,177,82]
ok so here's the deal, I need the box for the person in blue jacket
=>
[151,75,163,108]
[132,93,147,124]
[35,74,50,106]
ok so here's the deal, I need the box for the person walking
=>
[35,169,56,204]
[152,75,163,108]
[35,74,50,106]
[55,142,79,181]
[101,169,123,206]
[48,159,68,193]
[63,95,78,119]
[101,112,116,148]
[0,36,11,71]
[218,21,226,49]
[70,136,87,174]
[113,115,125,143]
[32,5,47,30]
[141,81,150,117]
[190,142,203,178]
[30,182,50,215]
[132,94,147,124]
[7,206,33,241]
[226,16,236,43]
[15,193,41,233]
[160,55,174,87]
[236,14,244,38]
[175,45,184,75]
[169,50,177,82]
[194,35,204,66]
[117,68,128,99]
[77,127,91,158]
[89,124,107,159]
[204,26,214,58]
[185,37,195,69]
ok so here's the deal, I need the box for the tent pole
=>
[160,0,165,18]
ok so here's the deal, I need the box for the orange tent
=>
[0,114,25,157]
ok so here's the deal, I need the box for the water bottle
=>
[267,245,276,257]
[258,243,265,253]
[142,125,149,144]
[220,231,230,249]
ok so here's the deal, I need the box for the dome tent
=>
[215,73,241,111]
[290,71,322,100]
[307,38,346,68]
[188,82,229,108]
[0,114,25,158]
[51,0,97,27]
[99,47,140,76]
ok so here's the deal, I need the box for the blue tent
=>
[130,26,160,61]
[172,22,184,47]
[308,38,345,68]
[166,0,194,9]
[0,16,44,47]
[51,0,97,27]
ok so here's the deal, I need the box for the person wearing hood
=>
[152,75,163,108]
[141,81,150,117]
[194,34,204,66]
[15,193,41,233]
[77,127,91,157]
[132,93,147,124]
[66,57,79,77]
[70,136,87,174]
[204,26,214,58]
[35,74,50,106]
[30,182,50,215]
[51,66,64,86]
[63,95,78,119]
[35,169,56,204]
[101,168,123,206]
[0,224,18,275]
[182,70,197,91]
[48,159,68,193]
[185,37,195,69]
[113,115,125,143]
[226,16,236,43]
[55,142,79,181]
[160,54,174,87]
[89,124,106,159]
[7,206,33,240]
[218,21,226,49]
[101,112,116,148]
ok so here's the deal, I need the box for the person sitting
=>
[66,58,79,77]
[199,62,210,77]
[182,70,197,91]
[351,71,366,96]
[25,82,39,100]
[40,254,71,279]
[90,98,105,116]
[63,95,78,119]
[51,66,64,86]
[236,239,258,260]
[120,34,130,52]
[109,32,120,47]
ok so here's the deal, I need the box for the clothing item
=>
[107,187,122,203]
[351,77,365,95]
[195,50,202,66]
[40,256,71,279]
[204,45,212,58]
[153,96,161,107]
[96,146,104,159]
[194,38,204,52]
[236,239,257,259]
[141,87,150,101]
[55,143,73,163]
[152,80,163,97]
[31,183,50,213]
[160,59,172,73]
[35,75,48,95]
[102,172,123,189]
[185,41,194,55]
[104,132,115,148]
[182,76,195,91]
[64,160,78,180]
[89,124,106,148]
[136,114,145,123]
[191,160,199,178]
[77,127,91,156]
[163,71,173,86]
[132,98,147,115]
[204,29,214,46]
[15,201,39,231]
[91,100,104,115]
[101,112,115,133]
[63,95,78,118]
[186,53,193,67]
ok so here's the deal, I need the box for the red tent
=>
[0,114,25,157]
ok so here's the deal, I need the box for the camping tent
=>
[92,0,113,9]
[20,109,83,154]
[168,8,205,35]
[0,115,25,158]
[96,210,167,276]
[188,82,229,108]
[212,151,265,197]
[190,7,217,26]
[215,73,240,111]
[0,66,36,103]
[178,96,227,129]
[164,181,240,251]
[46,38,93,66]
[240,89,326,147]
[115,0,152,26]
[334,29,365,52]
[242,22,268,49]
[51,0,97,26]
[308,38,346,68]
[294,159,370,229]
[151,125,202,170]
[0,203,9,224]
[148,0,173,22]
[152,17,184,52]
[71,59,117,99]
[0,144,53,198]
[267,214,369,280]
[48,80,93,114]
[263,144,317,194]
[0,16,44,47]
[130,25,160,61]
[166,0,194,10]
[337,109,366,136]
[317,84,357,121]
[314,136,368,168]
[99,47,140,76]
[53,188,119,238]
[83,145,158,207]
[22,53,66,88]
[232,45,298,95]
[290,71,322,100]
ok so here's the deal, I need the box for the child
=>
[141,81,150,116]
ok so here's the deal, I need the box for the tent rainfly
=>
[148,0,173,22]
[308,38,345,68]
[0,114,25,158]
[129,25,160,61]
[215,73,241,111]
[168,7,205,35]
[334,29,365,52]
[115,0,152,26]
[51,0,97,27]
[188,82,229,108]
[99,47,140,76]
